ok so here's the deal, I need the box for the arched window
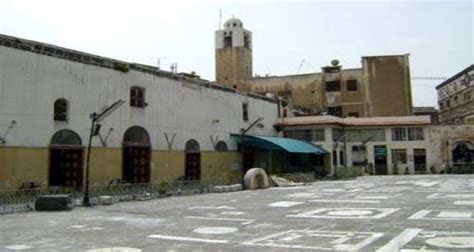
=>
[215,141,228,151]
[130,86,145,108]
[50,129,82,146]
[123,126,150,146]
[185,139,200,153]
[54,98,68,121]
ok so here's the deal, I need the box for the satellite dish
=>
[331,59,340,66]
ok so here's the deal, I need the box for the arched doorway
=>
[452,142,473,164]
[122,126,151,183]
[49,129,84,189]
[185,139,201,180]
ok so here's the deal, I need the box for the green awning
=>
[232,134,327,154]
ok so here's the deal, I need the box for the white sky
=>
[0,0,472,107]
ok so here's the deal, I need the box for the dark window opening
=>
[244,34,250,49]
[446,99,450,108]
[391,127,424,141]
[325,80,341,92]
[323,66,340,73]
[391,149,407,164]
[464,91,471,101]
[224,36,232,48]
[130,86,145,108]
[332,150,337,166]
[54,98,68,121]
[51,129,82,146]
[346,80,358,91]
[352,145,367,166]
[339,151,345,166]
[215,141,228,151]
[327,106,342,117]
[242,103,249,121]
[123,126,150,145]
[233,22,236,27]
[348,112,359,117]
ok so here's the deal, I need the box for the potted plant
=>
[392,163,399,175]
[158,178,168,196]
[429,165,436,174]
[367,163,374,175]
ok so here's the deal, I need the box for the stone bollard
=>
[213,186,224,193]
[243,168,270,190]
[230,184,243,191]
[99,196,113,205]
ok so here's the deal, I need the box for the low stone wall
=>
[335,167,363,179]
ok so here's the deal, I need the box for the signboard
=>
[374,146,387,157]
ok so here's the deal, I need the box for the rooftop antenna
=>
[296,59,305,74]
[170,63,177,74]
[150,57,167,69]
[219,9,222,29]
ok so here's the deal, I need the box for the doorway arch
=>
[122,126,151,183]
[49,129,84,189]
[185,139,201,180]
[452,141,473,164]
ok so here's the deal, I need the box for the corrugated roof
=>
[232,134,327,154]
[276,115,431,127]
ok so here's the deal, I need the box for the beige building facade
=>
[276,115,432,175]
[436,64,474,125]
[215,18,413,118]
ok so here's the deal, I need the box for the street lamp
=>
[83,99,125,206]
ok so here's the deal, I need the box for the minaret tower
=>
[215,17,252,90]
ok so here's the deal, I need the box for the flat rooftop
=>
[277,115,432,127]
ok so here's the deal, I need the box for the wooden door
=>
[414,148,426,172]
[374,145,388,175]
[123,146,150,183]
[185,153,201,180]
[49,148,83,189]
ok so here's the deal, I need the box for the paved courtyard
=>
[1,175,473,251]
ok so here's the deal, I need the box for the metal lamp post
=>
[83,100,125,206]
[240,117,263,173]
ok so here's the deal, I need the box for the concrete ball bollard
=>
[213,186,224,193]
[230,184,243,191]
[99,195,113,205]
[243,168,270,190]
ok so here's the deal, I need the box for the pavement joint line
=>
[242,230,383,251]
[184,216,255,222]
[376,228,422,252]
[409,210,474,220]
[147,234,228,244]
[308,199,381,204]
[188,206,235,210]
